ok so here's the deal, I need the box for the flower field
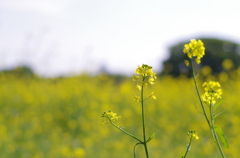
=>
[0,68,240,158]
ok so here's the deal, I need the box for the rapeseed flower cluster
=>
[201,81,222,105]
[102,110,121,124]
[133,64,157,101]
[133,64,157,89]
[183,39,205,66]
[188,130,199,140]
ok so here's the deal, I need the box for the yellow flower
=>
[188,130,199,140]
[150,92,156,99]
[201,81,222,105]
[102,111,121,124]
[136,85,142,90]
[132,75,139,81]
[183,39,205,64]
[135,64,157,78]
[192,134,199,140]
[195,57,201,64]
[133,64,157,88]
[142,82,148,88]
[184,60,190,66]
[134,96,140,102]
[133,64,157,101]
[148,77,155,84]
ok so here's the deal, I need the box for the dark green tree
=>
[162,38,240,77]
[1,65,35,78]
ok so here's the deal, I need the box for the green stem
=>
[109,118,143,143]
[183,136,193,158]
[212,126,226,157]
[141,77,150,158]
[133,143,142,158]
[210,102,226,157]
[210,100,216,141]
[190,60,211,127]
[190,59,226,158]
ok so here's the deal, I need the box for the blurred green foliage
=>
[0,67,239,158]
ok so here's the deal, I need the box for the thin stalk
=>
[190,59,226,158]
[141,77,150,158]
[190,60,211,127]
[211,124,226,157]
[109,118,143,143]
[182,136,193,158]
[133,143,142,158]
[210,100,216,141]
[210,102,226,157]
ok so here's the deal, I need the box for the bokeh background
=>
[0,0,240,158]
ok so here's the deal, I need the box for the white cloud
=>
[0,0,71,17]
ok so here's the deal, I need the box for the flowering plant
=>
[184,39,228,158]
[102,64,157,158]
[101,39,229,158]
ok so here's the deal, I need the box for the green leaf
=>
[181,152,184,158]
[146,132,155,143]
[214,98,224,109]
[214,127,229,148]
[214,111,225,119]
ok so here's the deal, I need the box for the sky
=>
[0,0,240,77]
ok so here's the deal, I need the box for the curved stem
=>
[133,142,143,158]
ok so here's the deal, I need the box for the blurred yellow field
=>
[0,69,239,158]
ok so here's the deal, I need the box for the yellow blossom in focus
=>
[183,39,205,64]
[201,81,222,105]
[133,64,157,89]
[102,111,121,124]
[135,64,157,78]
[133,64,157,101]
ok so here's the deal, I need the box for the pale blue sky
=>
[0,0,240,77]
